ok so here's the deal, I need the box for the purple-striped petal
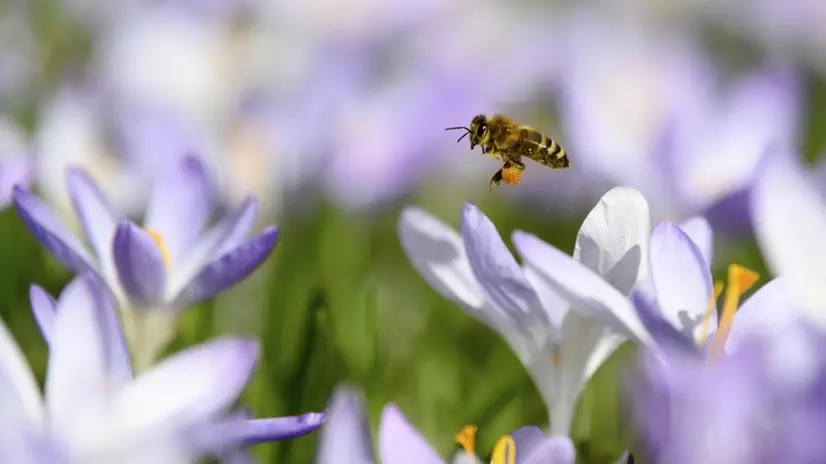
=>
[13,186,95,274]
[145,155,215,265]
[460,203,543,323]
[168,197,260,297]
[0,153,34,208]
[511,426,543,464]
[631,290,698,354]
[217,413,328,448]
[66,168,120,282]
[379,405,442,464]
[112,222,169,308]
[78,274,133,383]
[113,338,258,434]
[29,285,57,346]
[171,227,278,308]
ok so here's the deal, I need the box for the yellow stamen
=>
[491,435,516,464]
[142,227,171,269]
[455,425,478,457]
[697,281,725,345]
[708,264,760,360]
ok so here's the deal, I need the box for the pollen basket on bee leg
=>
[502,167,523,185]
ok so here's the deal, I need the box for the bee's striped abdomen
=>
[540,136,570,169]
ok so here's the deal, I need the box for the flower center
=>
[696,264,760,359]
[142,227,171,269]
[455,424,516,464]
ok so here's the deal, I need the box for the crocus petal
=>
[170,227,278,308]
[315,385,375,464]
[66,168,120,282]
[630,291,697,354]
[512,231,651,345]
[0,315,42,425]
[145,155,215,264]
[752,149,826,327]
[112,338,258,437]
[510,426,542,464]
[574,186,650,294]
[112,222,168,308]
[522,435,576,464]
[678,216,713,267]
[461,203,544,324]
[167,197,261,297]
[379,405,442,464]
[726,277,799,352]
[45,275,111,424]
[29,284,57,345]
[0,153,34,208]
[13,186,95,274]
[649,221,714,338]
[228,413,328,446]
[76,274,133,384]
[398,207,486,311]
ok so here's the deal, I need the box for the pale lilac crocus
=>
[13,155,277,368]
[315,385,576,464]
[22,273,325,463]
[752,147,826,329]
[399,187,652,435]
[633,319,826,463]
[553,7,800,227]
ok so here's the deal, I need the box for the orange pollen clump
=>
[501,166,523,185]
[454,424,516,464]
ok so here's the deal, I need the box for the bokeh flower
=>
[400,188,652,435]
[1,273,257,463]
[632,319,826,463]
[23,273,326,463]
[752,147,826,329]
[14,155,277,367]
[315,385,576,464]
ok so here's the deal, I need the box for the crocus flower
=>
[21,273,326,463]
[752,147,826,329]
[315,385,576,464]
[0,116,35,210]
[632,319,826,463]
[553,7,800,227]
[399,187,652,435]
[13,155,277,367]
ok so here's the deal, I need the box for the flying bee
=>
[446,113,570,191]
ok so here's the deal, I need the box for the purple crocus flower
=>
[315,385,576,464]
[633,319,826,463]
[13,155,277,367]
[18,273,325,463]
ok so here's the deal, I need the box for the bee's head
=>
[446,114,489,150]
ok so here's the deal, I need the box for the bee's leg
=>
[488,168,504,192]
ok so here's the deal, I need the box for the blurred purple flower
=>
[752,147,826,329]
[0,116,35,210]
[554,8,800,227]
[315,385,576,463]
[0,273,264,462]
[633,319,826,463]
[13,155,277,366]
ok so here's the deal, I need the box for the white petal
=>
[523,263,567,333]
[649,221,714,340]
[109,338,257,439]
[45,276,110,423]
[315,385,375,464]
[0,315,42,425]
[751,149,826,327]
[679,216,713,267]
[513,231,651,346]
[398,208,487,318]
[574,186,650,294]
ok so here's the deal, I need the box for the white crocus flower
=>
[0,274,259,464]
[752,147,826,328]
[399,187,652,435]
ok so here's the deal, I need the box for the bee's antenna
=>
[445,126,470,143]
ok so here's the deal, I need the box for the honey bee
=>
[446,114,570,191]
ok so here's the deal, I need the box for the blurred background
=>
[1,0,825,462]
